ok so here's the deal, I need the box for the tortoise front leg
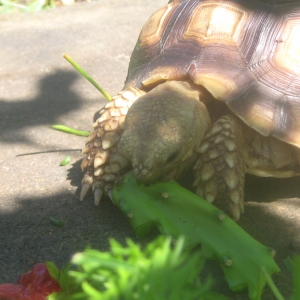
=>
[193,115,247,221]
[80,88,145,204]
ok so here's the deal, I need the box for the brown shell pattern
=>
[125,0,300,148]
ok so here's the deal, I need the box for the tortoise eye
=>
[166,150,179,164]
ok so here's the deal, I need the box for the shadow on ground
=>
[0,189,134,283]
[0,171,299,299]
[0,70,81,144]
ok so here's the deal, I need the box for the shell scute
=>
[125,0,300,147]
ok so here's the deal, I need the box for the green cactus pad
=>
[112,172,280,299]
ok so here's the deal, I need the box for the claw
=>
[94,188,103,205]
[107,188,114,204]
[80,183,90,201]
[230,206,240,222]
[228,200,242,221]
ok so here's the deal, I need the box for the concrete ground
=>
[0,1,299,299]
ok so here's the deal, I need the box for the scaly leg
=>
[80,87,145,204]
[193,115,246,221]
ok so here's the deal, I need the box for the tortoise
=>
[80,0,300,221]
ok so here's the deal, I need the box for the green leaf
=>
[69,237,220,299]
[284,256,293,273]
[50,217,63,227]
[45,236,229,299]
[260,267,284,300]
[293,256,300,300]
[81,281,102,297]
[51,125,90,136]
[60,156,71,166]
[46,261,60,282]
[46,291,66,300]
[59,263,73,292]
[63,54,112,101]
[112,171,280,299]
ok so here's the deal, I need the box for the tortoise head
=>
[118,81,211,184]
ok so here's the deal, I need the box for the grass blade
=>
[63,54,112,101]
[260,267,284,300]
[51,125,90,136]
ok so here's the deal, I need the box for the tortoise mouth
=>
[159,167,180,182]
[133,166,180,185]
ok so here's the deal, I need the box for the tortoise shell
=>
[124,0,300,148]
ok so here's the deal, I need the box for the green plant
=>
[112,172,280,299]
[48,236,227,300]
[50,125,90,137]
[63,54,112,101]
[0,0,54,13]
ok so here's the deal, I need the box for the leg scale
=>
[194,115,246,220]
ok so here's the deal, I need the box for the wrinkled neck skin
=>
[118,80,211,184]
